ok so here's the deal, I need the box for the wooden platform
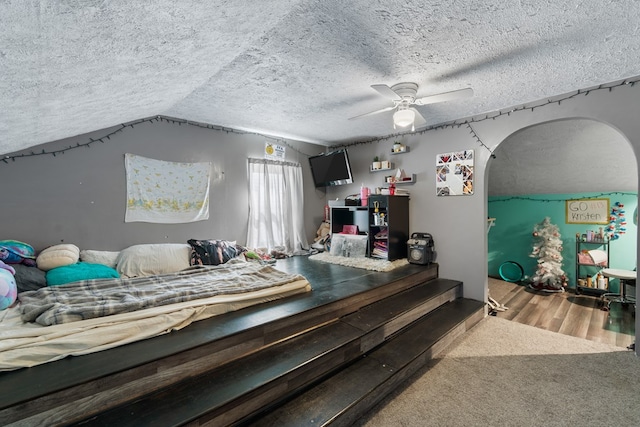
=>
[0,257,484,426]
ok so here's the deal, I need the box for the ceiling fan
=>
[349,82,473,131]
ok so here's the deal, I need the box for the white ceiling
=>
[2,1,640,155]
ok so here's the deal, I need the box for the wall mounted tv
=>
[308,149,354,188]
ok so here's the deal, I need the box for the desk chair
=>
[601,268,636,311]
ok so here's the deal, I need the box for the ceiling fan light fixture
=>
[393,108,415,127]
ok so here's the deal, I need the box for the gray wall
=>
[325,81,640,314]
[3,81,640,335]
[0,118,327,252]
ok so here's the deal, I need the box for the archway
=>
[486,118,637,346]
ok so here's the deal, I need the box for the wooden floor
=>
[488,277,635,349]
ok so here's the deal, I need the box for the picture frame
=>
[436,150,474,196]
[329,234,368,258]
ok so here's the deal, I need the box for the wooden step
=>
[244,298,485,427]
[0,262,439,427]
[71,279,466,426]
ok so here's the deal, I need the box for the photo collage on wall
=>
[436,150,474,196]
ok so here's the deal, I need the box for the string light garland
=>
[329,77,640,156]
[3,77,638,164]
[467,124,495,158]
[1,118,149,164]
[1,115,317,165]
[158,116,316,157]
[489,192,636,204]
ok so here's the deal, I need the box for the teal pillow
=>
[46,262,120,286]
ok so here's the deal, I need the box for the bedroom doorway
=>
[486,118,638,347]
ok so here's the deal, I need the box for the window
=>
[246,158,309,254]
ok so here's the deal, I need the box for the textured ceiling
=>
[488,119,637,196]
[2,1,640,155]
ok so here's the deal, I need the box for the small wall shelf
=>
[395,174,416,184]
[384,174,416,184]
[391,146,409,155]
[370,163,394,173]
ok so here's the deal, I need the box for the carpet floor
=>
[356,316,639,426]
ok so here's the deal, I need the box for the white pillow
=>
[115,243,191,277]
[79,250,120,268]
[36,244,80,271]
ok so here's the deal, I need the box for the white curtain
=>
[247,158,309,254]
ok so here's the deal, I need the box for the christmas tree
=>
[529,217,567,292]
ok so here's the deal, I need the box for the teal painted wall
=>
[488,192,637,292]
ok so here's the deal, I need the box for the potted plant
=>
[372,156,381,170]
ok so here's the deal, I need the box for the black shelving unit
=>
[329,205,368,236]
[367,195,409,261]
[575,237,610,295]
[329,195,409,261]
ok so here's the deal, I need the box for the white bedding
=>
[0,266,310,371]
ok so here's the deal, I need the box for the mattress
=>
[0,261,311,371]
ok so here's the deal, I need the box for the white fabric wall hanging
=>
[125,153,211,223]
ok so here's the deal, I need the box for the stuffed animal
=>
[311,222,331,250]
[313,222,330,243]
[0,240,37,266]
[0,260,17,310]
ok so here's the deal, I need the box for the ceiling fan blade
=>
[413,87,474,106]
[348,105,396,120]
[371,84,402,101]
[411,107,427,127]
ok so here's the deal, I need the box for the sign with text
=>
[565,198,609,224]
[264,142,285,160]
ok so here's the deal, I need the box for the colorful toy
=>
[0,260,17,310]
[0,240,36,266]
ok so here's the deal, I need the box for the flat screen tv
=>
[308,149,354,188]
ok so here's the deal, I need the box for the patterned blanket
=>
[19,259,308,326]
